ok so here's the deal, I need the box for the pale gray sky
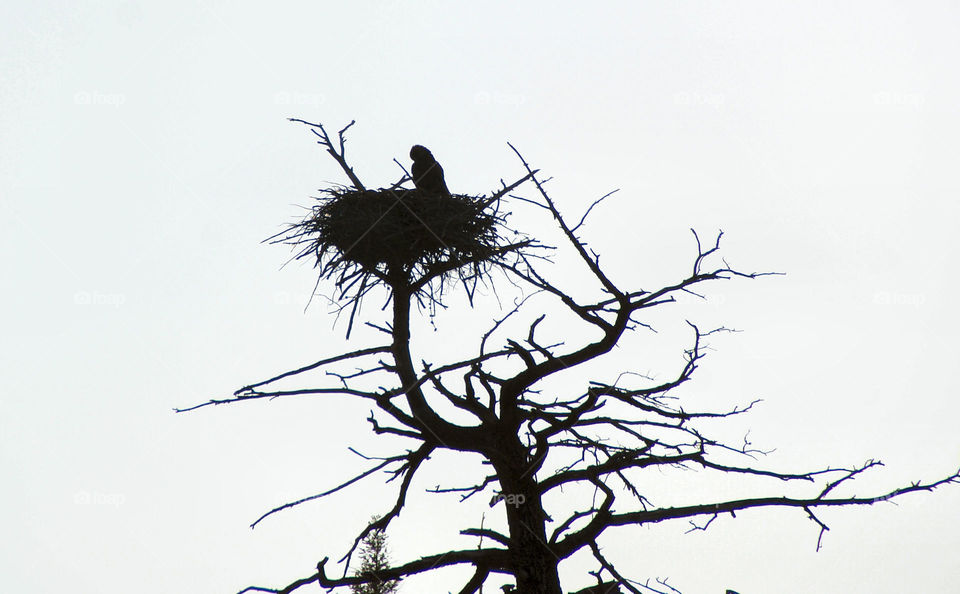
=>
[2,2,959,593]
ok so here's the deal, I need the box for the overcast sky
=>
[2,2,959,593]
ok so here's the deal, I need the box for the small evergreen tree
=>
[351,517,400,594]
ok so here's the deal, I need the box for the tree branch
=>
[289,118,366,191]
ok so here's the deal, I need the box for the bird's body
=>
[409,144,450,196]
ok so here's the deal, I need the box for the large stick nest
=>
[277,187,529,302]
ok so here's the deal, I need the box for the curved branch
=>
[289,118,365,191]
[236,345,391,395]
[555,466,960,558]
[249,455,404,529]
[339,442,435,569]
[457,566,491,594]
[461,527,511,546]
[173,386,385,413]
[508,144,622,299]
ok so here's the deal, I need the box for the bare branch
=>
[605,466,960,541]
[458,566,491,594]
[289,118,366,191]
[339,443,435,570]
[238,345,391,395]
[461,527,511,546]
[249,455,403,528]
[572,189,618,234]
[509,143,623,298]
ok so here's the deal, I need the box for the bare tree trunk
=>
[394,272,562,593]
[492,441,562,594]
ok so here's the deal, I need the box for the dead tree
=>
[178,119,960,594]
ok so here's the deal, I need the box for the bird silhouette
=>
[409,144,450,196]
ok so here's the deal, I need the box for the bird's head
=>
[410,144,433,161]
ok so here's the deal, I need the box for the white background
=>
[2,2,959,593]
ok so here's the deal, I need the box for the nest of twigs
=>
[276,187,528,303]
